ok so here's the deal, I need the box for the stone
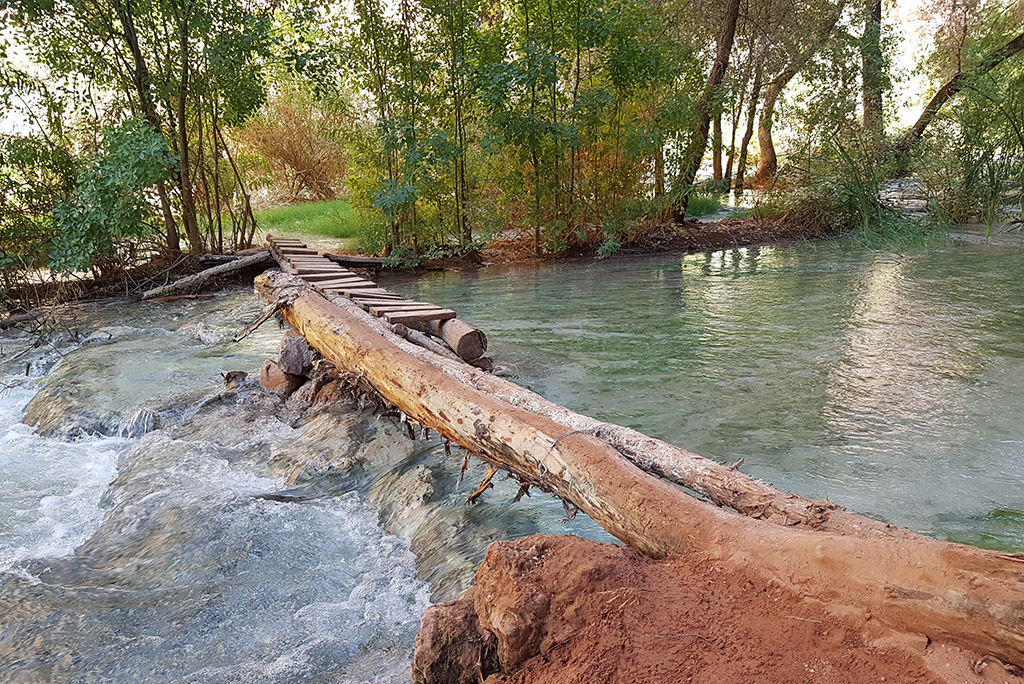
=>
[259,359,304,396]
[411,598,498,684]
[278,330,319,376]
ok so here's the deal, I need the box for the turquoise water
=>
[387,243,1024,551]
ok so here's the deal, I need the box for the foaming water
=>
[0,381,124,575]
[385,242,1024,551]
[0,291,434,682]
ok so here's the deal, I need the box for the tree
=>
[669,0,742,221]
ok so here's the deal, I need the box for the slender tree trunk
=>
[176,4,201,252]
[725,42,754,183]
[894,29,1024,155]
[861,0,884,139]
[752,72,788,184]
[111,0,180,253]
[669,0,742,221]
[712,112,723,181]
[755,0,846,183]
[734,61,762,191]
[654,141,665,197]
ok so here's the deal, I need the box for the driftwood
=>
[255,270,1024,666]
[411,317,487,361]
[0,312,41,330]
[142,251,271,300]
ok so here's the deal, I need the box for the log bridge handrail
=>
[266,235,487,362]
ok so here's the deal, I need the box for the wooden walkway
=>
[266,236,457,326]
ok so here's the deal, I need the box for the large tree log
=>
[255,270,1024,666]
[143,250,271,300]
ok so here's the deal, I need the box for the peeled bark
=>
[256,271,1024,666]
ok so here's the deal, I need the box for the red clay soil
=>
[413,534,1024,684]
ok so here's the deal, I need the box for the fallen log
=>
[0,311,41,330]
[143,251,271,300]
[411,317,487,361]
[391,323,463,363]
[255,270,1024,666]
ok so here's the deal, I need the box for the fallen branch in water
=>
[255,269,1024,666]
[142,251,271,300]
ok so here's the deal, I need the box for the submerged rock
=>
[259,359,304,396]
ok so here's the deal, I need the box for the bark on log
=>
[255,271,1024,666]
[142,251,271,300]
[411,317,487,361]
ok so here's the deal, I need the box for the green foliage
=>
[49,119,171,275]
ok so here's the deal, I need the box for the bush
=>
[49,118,170,276]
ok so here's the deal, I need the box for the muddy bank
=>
[479,217,833,266]
[414,534,1024,684]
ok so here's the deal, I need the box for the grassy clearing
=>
[255,199,362,242]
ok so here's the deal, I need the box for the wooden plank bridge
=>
[266,235,488,365]
[267,235,457,326]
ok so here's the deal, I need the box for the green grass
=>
[685,193,722,218]
[255,199,362,242]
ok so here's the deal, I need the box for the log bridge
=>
[266,235,487,363]
[253,267,1024,668]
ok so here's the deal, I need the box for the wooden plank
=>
[296,271,352,280]
[278,248,319,255]
[382,309,456,324]
[349,294,405,302]
[331,287,398,297]
[312,278,378,289]
[368,304,440,315]
[287,259,334,265]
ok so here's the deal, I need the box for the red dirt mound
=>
[413,534,1024,684]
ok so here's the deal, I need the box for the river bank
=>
[413,534,1022,684]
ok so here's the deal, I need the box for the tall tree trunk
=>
[752,72,788,184]
[669,0,742,221]
[111,0,180,253]
[755,0,846,184]
[893,29,1024,156]
[734,62,762,191]
[712,112,723,181]
[654,142,666,197]
[176,3,201,252]
[861,0,884,139]
[725,42,755,183]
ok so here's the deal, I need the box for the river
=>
[1,240,1022,681]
